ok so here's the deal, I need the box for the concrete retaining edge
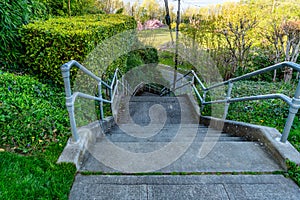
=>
[57,116,115,169]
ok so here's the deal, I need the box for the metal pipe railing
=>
[170,61,300,143]
[62,60,300,143]
[61,60,131,142]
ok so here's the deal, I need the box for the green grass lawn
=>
[0,148,76,199]
[137,28,175,48]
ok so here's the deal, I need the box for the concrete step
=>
[80,136,282,173]
[80,94,282,173]
[104,125,246,143]
[116,95,199,124]
[69,174,300,200]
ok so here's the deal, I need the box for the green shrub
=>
[138,47,159,64]
[20,14,136,85]
[0,71,69,153]
[125,47,158,70]
[0,0,47,68]
[202,81,296,129]
[235,49,275,81]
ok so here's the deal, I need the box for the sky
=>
[123,0,240,10]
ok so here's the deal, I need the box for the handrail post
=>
[61,64,79,142]
[192,75,195,85]
[98,81,104,120]
[122,76,125,95]
[281,80,300,142]
[201,90,207,113]
[110,85,113,102]
[223,82,233,120]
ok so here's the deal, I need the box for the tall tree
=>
[140,0,161,20]
[219,4,258,78]
[96,0,123,14]
[281,20,300,82]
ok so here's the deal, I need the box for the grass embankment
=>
[0,71,76,199]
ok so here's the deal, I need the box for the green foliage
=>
[20,14,136,85]
[202,79,300,151]
[235,49,275,81]
[138,47,159,64]
[180,0,300,80]
[0,71,69,153]
[286,160,300,186]
[126,47,159,71]
[115,8,124,14]
[0,151,76,199]
[158,51,194,73]
[289,117,300,152]
[38,0,102,16]
[0,0,47,67]
[226,81,295,131]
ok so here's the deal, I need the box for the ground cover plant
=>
[0,71,69,153]
[226,80,300,151]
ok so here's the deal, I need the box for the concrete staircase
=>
[69,93,300,199]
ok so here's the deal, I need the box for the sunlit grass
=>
[137,28,175,48]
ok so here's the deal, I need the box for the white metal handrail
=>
[169,61,300,143]
[61,60,132,142]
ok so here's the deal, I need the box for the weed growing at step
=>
[287,160,300,186]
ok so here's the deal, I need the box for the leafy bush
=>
[20,14,136,85]
[0,0,47,67]
[289,117,300,152]
[234,49,276,81]
[126,47,158,70]
[0,71,69,153]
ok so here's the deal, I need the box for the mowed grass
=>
[137,28,175,48]
[0,147,76,199]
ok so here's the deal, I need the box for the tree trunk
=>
[68,0,71,16]
[273,69,277,82]
[284,67,293,83]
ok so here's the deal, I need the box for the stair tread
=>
[80,140,281,173]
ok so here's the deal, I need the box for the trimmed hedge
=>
[20,14,136,85]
